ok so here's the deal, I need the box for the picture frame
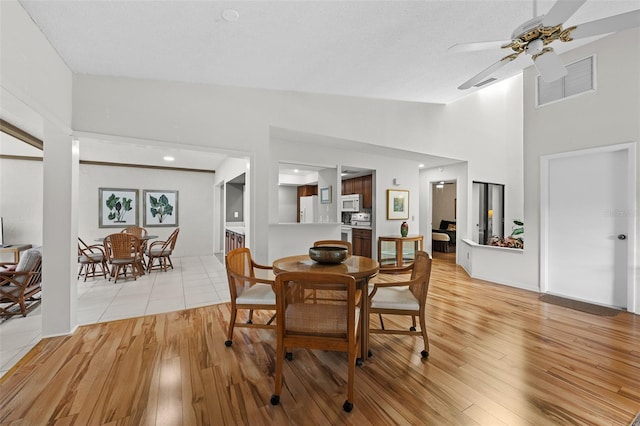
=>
[320,186,332,204]
[387,189,409,220]
[99,188,139,228]
[143,190,179,227]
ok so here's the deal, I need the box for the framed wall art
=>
[99,188,139,228]
[143,190,179,227]
[387,189,409,220]
[320,186,332,204]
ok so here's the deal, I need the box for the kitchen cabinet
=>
[353,228,372,258]
[377,235,423,271]
[341,175,372,209]
[225,229,245,254]
[361,175,372,209]
[342,179,354,196]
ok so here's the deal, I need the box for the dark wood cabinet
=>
[341,175,372,209]
[353,228,372,258]
[352,176,363,195]
[361,175,372,209]
[225,229,245,254]
[342,179,354,195]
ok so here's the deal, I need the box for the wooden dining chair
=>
[104,233,142,283]
[270,271,361,412]
[224,247,276,347]
[146,228,179,272]
[308,240,354,303]
[368,250,432,358]
[121,226,149,269]
[77,238,109,281]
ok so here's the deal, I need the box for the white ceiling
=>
[18,0,640,104]
[7,0,639,171]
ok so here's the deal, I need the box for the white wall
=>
[78,164,214,256]
[524,29,640,312]
[278,186,298,223]
[0,158,43,259]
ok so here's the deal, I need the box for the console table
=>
[0,244,33,263]
[377,235,424,272]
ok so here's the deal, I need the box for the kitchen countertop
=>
[341,224,372,230]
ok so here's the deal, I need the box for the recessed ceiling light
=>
[294,169,299,173]
[222,9,239,22]
[163,156,175,162]
[419,164,425,168]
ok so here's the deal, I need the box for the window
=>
[537,56,595,106]
[472,181,504,245]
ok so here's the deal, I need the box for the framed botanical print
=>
[143,190,179,227]
[99,188,139,228]
[387,189,409,220]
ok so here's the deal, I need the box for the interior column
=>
[42,121,79,336]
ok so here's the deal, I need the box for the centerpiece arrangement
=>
[309,246,348,264]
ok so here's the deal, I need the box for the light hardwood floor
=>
[1,253,639,425]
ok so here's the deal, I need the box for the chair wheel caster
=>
[224,340,232,347]
[368,350,373,358]
[410,326,416,331]
[270,395,280,405]
[343,400,353,412]
[356,358,363,366]
[421,350,429,358]
[246,320,253,324]
[285,352,293,361]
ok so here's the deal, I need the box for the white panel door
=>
[547,149,628,307]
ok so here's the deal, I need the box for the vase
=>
[401,221,408,237]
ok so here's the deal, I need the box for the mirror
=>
[278,162,337,224]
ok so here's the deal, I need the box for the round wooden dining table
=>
[272,254,379,361]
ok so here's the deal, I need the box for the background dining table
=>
[272,254,379,361]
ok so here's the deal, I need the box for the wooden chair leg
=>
[419,312,429,357]
[226,307,238,346]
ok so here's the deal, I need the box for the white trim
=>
[535,55,597,108]
[540,142,637,313]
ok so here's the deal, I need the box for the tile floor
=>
[0,254,231,378]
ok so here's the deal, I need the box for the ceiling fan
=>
[450,0,640,90]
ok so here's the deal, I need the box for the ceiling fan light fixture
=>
[533,48,568,82]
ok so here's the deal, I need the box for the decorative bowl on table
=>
[309,246,348,264]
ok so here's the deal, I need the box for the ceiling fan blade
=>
[569,9,640,40]
[542,0,587,27]
[533,49,568,82]
[458,54,519,90]
[448,40,512,53]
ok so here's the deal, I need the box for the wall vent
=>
[474,77,497,87]
[537,55,595,106]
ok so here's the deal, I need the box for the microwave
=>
[341,194,361,212]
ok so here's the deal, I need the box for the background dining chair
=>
[308,240,354,303]
[0,248,42,317]
[368,250,432,358]
[104,233,142,283]
[224,247,276,347]
[146,228,179,272]
[270,271,361,412]
[77,238,109,281]
[121,226,149,269]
